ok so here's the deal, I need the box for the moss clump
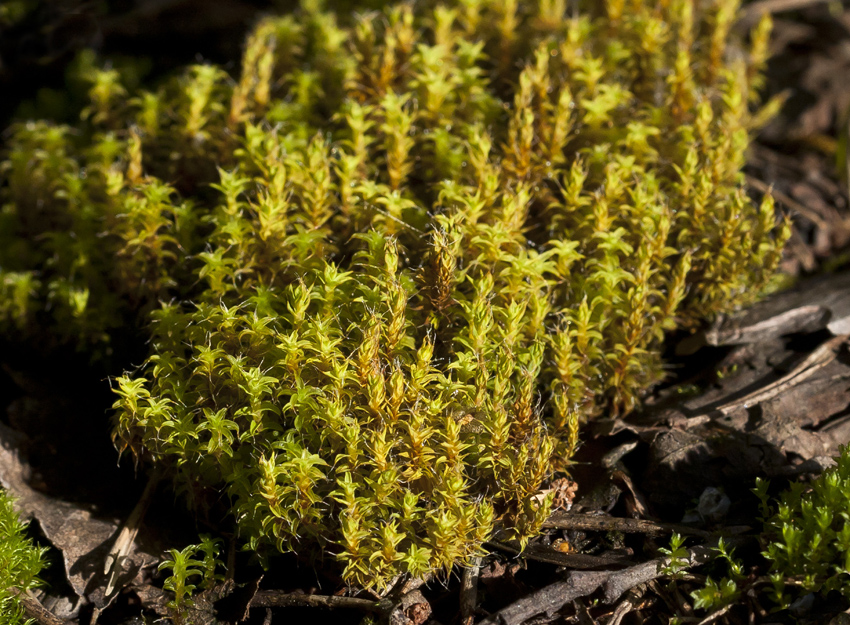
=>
[0,490,46,625]
[1,0,786,587]
[756,447,850,607]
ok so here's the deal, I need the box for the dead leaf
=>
[0,422,156,610]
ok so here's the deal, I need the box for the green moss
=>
[0,491,47,625]
[1,0,787,587]
[158,536,224,624]
[757,447,850,608]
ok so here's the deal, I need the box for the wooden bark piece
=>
[642,333,850,510]
[704,271,850,346]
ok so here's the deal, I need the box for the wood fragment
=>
[487,539,635,569]
[476,571,607,625]
[477,543,719,625]
[601,441,639,469]
[704,272,850,346]
[390,589,431,625]
[696,604,733,625]
[612,470,652,518]
[250,590,384,613]
[703,335,848,417]
[461,558,481,625]
[601,544,717,605]
[648,579,690,619]
[706,305,829,346]
[104,469,160,597]
[17,589,71,625]
[573,598,597,625]
[607,587,645,625]
[543,512,710,539]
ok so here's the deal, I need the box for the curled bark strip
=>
[704,335,848,418]
[704,272,850,347]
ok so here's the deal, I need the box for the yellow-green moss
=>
[1,0,786,587]
[0,491,46,625]
[756,447,850,608]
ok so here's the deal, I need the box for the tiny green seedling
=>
[158,536,224,624]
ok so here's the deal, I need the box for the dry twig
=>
[543,512,711,539]
[17,590,71,625]
[461,558,482,625]
[249,590,384,613]
[488,539,635,569]
[607,586,646,625]
[103,469,161,597]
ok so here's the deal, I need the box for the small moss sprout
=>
[0,490,47,625]
[158,536,225,624]
[757,446,850,607]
